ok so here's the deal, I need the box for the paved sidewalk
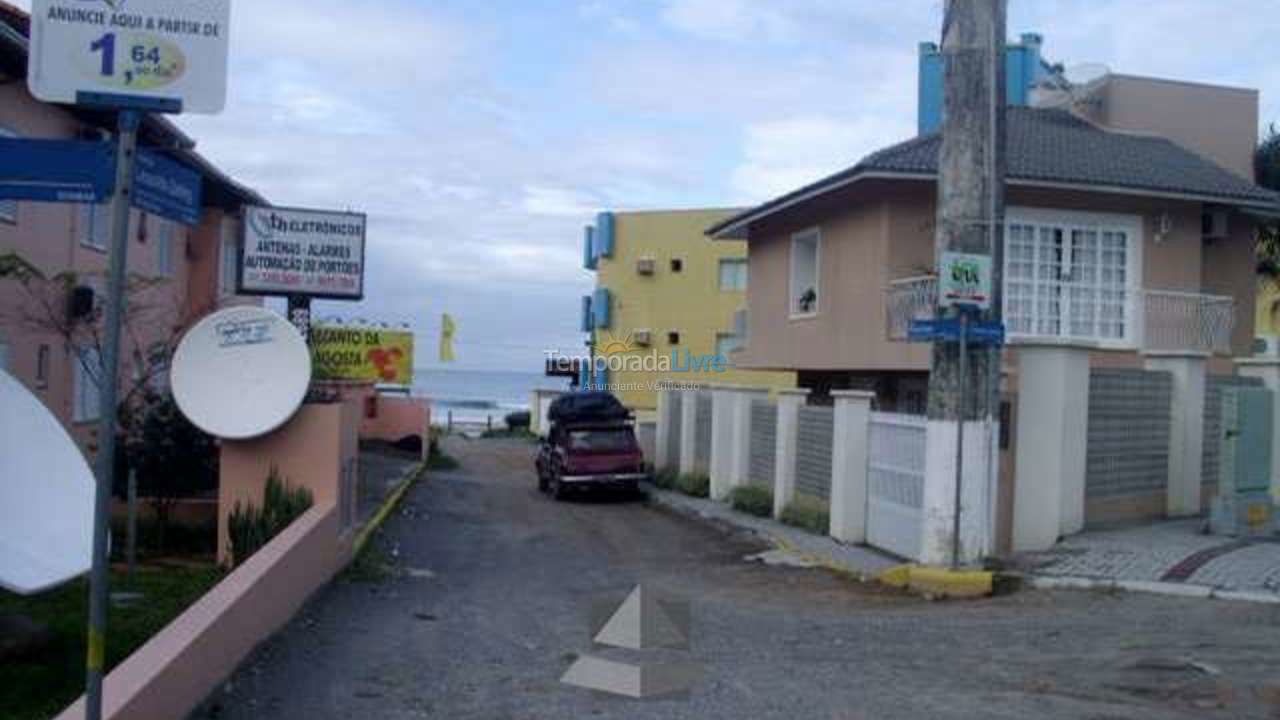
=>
[1014,519,1280,599]
[644,484,900,578]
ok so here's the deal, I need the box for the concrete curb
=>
[878,564,995,598]
[1024,574,1280,604]
[353,461,427,556]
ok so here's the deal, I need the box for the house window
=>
[0,126,17,223]
[218,226,239,297]
[790,228,820,316]
[73,346,102,423]
[1004,210,1138,344]
[155,219,177,277]
[0,335,9,373]
[81,203,111,251]
[715,332,741,363]
[36,344,50,388]
[718,258,748,292]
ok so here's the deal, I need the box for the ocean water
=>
[413,368,570,427]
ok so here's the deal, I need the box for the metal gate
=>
[867,412,927,560]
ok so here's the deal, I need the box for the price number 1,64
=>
[87,32,186,90]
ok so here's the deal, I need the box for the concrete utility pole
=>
[927,0,1006,422]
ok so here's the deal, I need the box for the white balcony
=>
[886,275,1236,355]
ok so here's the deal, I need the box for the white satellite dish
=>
[0,370,95,595]
[171,306,312,440]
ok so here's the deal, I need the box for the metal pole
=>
[952,312,968,570]
[86,109,140,720]
[126,468,137,587]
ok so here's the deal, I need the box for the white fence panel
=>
[868,411,927,560]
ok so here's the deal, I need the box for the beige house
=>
[710,79,1274,406]
[707,75,1280,548]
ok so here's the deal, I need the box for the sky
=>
[14,0,1280,371]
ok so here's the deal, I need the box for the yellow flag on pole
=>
[439,313,456,363]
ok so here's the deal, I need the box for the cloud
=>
[731,115,912,203]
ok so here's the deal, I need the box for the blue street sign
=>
[908,317,1006,346]
[0,137,115,203]
[133,150,203,227]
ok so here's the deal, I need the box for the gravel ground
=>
[194,436,1280,720]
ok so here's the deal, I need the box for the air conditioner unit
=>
[633,329,652,346]
[1254,336,1280,357]
[1203,210,1229,240]
[636,257,656,275]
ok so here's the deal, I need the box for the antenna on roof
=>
[1030,62,1110,110]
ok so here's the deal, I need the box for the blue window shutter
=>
[596,365,610,392]
[593,287,611,329]
[596,212,615,258]
[578,362,591,389]
[581,295,594,332]
[583,226,597,270]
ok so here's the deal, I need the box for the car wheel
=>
[550,465,567,501]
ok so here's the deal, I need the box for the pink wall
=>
[314,380,431,459]
[217,401,361,566]
[54,504,352,720]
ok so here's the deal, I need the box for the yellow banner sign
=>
[311,325,414,385]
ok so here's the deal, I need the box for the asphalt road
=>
[195,437,1280,720]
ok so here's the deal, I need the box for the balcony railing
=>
[1142,289,1235,355]
[885,276,1235,355]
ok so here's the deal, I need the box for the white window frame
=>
[789,227,821,319]
[81,202,111,251]
[154,217,176,277]
[715,332,741,363]
[718,258,749,292]
[1003,207,1143,349]
[73,346,103,423]
[0,126,16,223]
[218,221,240,298]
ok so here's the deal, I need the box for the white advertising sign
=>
[240,206,367,300]
[28,0,231,113]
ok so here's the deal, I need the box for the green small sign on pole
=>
[939,251,993,310]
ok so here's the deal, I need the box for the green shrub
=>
[780,496,830,535]
[730,484,774,517]
[674,473,710,498]
[227,467,313,567]
[651,467,679,490]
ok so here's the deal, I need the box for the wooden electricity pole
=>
[927,0,1006,423]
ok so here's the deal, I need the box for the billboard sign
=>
[28,0,232,114]
[311,325,414,385]
[239,206,367,300]
[132,149,202,226]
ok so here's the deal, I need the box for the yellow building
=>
[1258,278,1280,352]
[582,208,795,416]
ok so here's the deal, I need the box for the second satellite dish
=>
[171,306,312,440]
[0,370,95,595]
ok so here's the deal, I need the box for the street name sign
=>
[938,251,993,310]
[28,0,232,114]
[240,206,368,300]
[133,149,202,226]
[0,137,115,203]
[908,317,1005,346]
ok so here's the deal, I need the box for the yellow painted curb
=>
[353,461,427,556]
[875,564,993,598]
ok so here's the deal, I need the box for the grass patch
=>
[780,495,830,535]
[651,467,678,490]
[729,484,774,517]
[674,473,710,498]
[342,538,398,584]
[0,565,222,720]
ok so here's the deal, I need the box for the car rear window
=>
[567,429,636,452]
